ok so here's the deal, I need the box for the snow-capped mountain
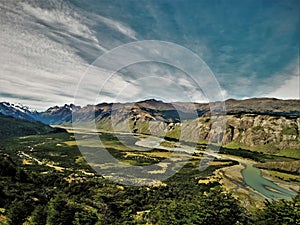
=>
[0,102,38,122]
[0,102,81,124]
[1,98,299,127]
[38,104,81,124]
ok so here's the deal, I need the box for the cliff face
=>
[125,113,300,151]
[2,98,299,151]
[66,99,300,151]
[72,103,299,152]
[223,115,299,149]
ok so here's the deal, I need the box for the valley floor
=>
[0,127,299,224]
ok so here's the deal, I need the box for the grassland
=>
[224,141,300,159]
[0,114,57,139]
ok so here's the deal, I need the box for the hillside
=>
[1,98,299,153]
[68,99,300,154]
[0,102,38,122]
[0,114,65,139]
[38,98,300,125]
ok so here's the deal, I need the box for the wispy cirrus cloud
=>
[0,0,138,110]
[92,14,137,41]
[0,0,299,110]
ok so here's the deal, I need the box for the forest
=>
[0,132,299,225]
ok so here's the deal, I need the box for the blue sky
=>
[0,0,299,110]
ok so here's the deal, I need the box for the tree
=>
[147,187,249,225]
[254,193,300,225]
[73,210,98,225]
[46,195,76,225]
[25,205,47,225]
[6,200,33,225]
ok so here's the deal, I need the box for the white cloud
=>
[1,0,298,111]
[265,60,299,99]
[20,2,99,45]
[0,0,140,110]
[266,75,299,99]
[93,14,137,40]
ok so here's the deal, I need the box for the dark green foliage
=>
[147,187,249,225]
[46,195,76,225]
[0,130,298,224]
[6,199,34,225]
[27,205,47,225]
[0,114,58,139]
[254,194,300,225]
[73,210,99,225]
[219,147,269,162]
[0,153,17,177]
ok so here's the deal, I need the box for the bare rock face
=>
[2,98,299,151]
[150,114,299,151]
[126,111,299,151]
[220,115,299,149]
[74,100,300,151]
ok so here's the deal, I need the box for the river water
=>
[72,129,298,201]
[135,135,298,200]
[241,163,296,200]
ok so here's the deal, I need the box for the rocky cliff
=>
[69,99,300,152]
[121,113,299,152]
[1,98,299,153]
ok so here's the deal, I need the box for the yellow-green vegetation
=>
[136,121,151,134]
[75,156,86,165]
[143,151,172,158]
[129,119,151,134]
[224,141,300,159]
[165,126,181,140]
[255,160,300,174]
[64,137,131,151]
[282,126,298,135]
[262,170,300,183]
[276,148,300,159]
[160,141,177,148]
[0,126,299,224]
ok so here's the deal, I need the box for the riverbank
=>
[56,126,299,202]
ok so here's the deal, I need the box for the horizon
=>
[1,96,300,112]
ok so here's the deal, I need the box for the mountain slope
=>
[0,114,65,139]
[35,98,300,126]
[0,98,299,152]
[0,102,38,122]
[1,98,299,125]
[69,99,300,153]
[224,98,300,116]
[37,104,81,124]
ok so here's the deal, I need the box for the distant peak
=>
[0,102,35,113]
[138,99,163,103]
[46,104,80,112]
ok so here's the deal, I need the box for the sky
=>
[0,0,299,110]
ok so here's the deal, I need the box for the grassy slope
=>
[0,114,62,139]
[224,141,300,159]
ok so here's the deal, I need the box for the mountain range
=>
[1,98,299,154]
[1,98,299,124]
